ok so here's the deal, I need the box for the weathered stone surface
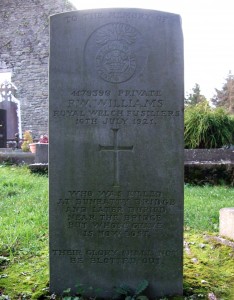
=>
[0,149,35,164]
[184,149,234,162]
[184,149,234,185]
[0,0,75,137]
[35,143,48,164]
[49,9,184,298]
[220,208,234,240]
[184,162,234,185]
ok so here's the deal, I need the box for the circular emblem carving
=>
[85,23,148,84]
[96,40,136,83]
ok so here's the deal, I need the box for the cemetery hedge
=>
[0,166,234,299]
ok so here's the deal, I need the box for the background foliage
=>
[185,83,206,107]
[184,101,234,149]
[211,71,234,114]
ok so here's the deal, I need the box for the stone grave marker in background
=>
[49,9,184,298]
[0,109,7,148]
[220,208,234,240]
[0,81,22,140]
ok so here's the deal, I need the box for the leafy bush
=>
[184,101,234,148]
[21,130,33,152]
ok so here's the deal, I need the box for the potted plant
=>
[39,134,49,144]
[30,134,49,154]
[21,130,33,152]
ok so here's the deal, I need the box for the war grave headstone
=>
[49,9,184,298]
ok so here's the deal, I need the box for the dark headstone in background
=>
[0,109,7,148]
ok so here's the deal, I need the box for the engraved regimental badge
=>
[85,23,148,84]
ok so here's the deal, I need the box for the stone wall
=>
[0,0,75,138]
[184,149,234,185]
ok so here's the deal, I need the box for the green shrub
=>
[21,130,33,152]
[184,101,234,148]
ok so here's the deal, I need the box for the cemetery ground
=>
[0,166,233,300]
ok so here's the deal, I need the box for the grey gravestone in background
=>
[49,9,184,298]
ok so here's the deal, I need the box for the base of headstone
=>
[219,208,234,240]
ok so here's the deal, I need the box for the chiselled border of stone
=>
[184,149,234,162]
[204,235,234,248]
[29,163,48,168]
[0,152,34,157]
[185,161,233,165]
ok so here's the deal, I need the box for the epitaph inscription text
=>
[52,188,179,267]
[56,189,175,235]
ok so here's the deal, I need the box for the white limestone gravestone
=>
[49,9,184,298]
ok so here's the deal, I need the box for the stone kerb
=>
[184,148,234,163]
[184,149,234,185]
[0,148,35,164]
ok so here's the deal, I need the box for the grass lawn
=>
[0,165,234,299]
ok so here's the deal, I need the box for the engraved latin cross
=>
[99,128,134,187]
